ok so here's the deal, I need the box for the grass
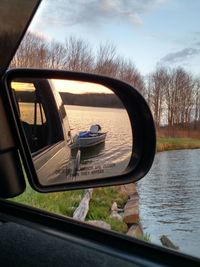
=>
[13,182,83,217]
[157,137,200,152]
[140,233,151,242]
[14,184,128,233]
[86,187,128,233]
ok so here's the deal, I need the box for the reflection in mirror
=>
[11,78,132,186]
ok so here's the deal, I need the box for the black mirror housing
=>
[2,68,156,194]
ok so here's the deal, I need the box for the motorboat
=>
[72,125,106,149]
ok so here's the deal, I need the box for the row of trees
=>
[11,32,200,132]
[147,68,200,130]
[11,33,145,93]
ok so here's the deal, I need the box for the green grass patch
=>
[140,232,151,242]
[106,217,128,233]
[86,187,128,233]
[14,184,128,233]
[13,183,83,217]
[157,137,200,152]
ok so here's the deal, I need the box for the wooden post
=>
[73,188,93,221]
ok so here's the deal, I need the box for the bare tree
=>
[64,36,94,72]
[11,32,48,68]
[46,40,66,69]
[117,58,145,94]
[94,42,119,77]
[193,78,200,129]
[169,68,194,128]
[147,67,169,128]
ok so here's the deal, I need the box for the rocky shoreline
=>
[74,184,143,239]
[119,183,143,238]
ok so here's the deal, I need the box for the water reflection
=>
[138,149,200,258]
[80,142,105,161]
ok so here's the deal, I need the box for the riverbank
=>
[157,137,200,152]
[83,184,145,239]
[14,182,144,237]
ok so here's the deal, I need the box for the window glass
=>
[11,0,200,259]
[12,82,46,125]
[11,81,48,153]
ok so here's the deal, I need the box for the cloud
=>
[160,46,200,64]
[33,0,166,28]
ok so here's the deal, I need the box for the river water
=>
[137,149,200,258]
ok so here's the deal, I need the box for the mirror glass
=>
[11,78,132,185]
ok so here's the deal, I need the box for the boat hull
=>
[79,133,106,148]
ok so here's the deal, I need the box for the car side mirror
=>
[3,69,156,193]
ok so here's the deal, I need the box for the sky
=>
[52,80,113,94]
[29,0,200,77]
[12,80,112,94]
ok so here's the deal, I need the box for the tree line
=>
[60,92,124,108]
[10,32,200,134]
[15,90,124,109]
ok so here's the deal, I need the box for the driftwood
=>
[73,189,93,221]
[126,224,143,239]
[160,235,179,250]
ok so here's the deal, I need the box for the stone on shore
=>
[127,224,143,239]
[123,196,139,224]
[110,202,123,221]
[160,235,179,250]
[120,183,138,197]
